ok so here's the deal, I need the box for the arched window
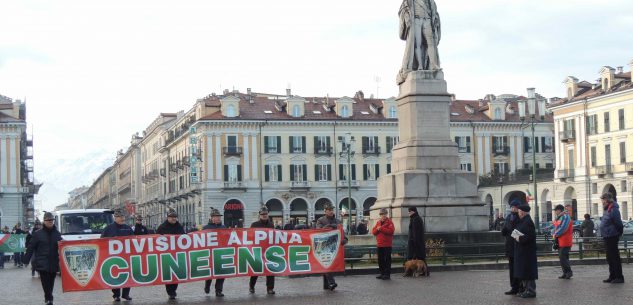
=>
[341,105,349,118]
[494,108,502,120]
[226,104,236,117]
[388,106,397,118]
[292,104,301,117]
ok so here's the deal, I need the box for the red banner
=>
[59,227,345,292]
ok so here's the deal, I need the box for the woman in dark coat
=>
[513,205,538,298]
[407,207,426,260]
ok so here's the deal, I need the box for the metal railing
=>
[223,181,245,189]
[223,146,243,155]
[493,146,510,156]
[290,181,310,188]
[594,165,614,176]
[558,169,575,179]
[626,162,633,172]
[337,180,359,187]
[560,130,575,141]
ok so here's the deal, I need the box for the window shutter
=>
[314,136,318,153]
[534,137,539,153]
[387,164,391,174]
[326,136,330,151]
[351,164,356,180]
[492,137,498,148]
[387,137,393,153]
[374,136,379,148]
[302,164,307,181]
[289,136,294,153]
[339,164,344,180]
[315,164,319,181]
[454,136,458,145]
[362,136,368,151]
[375,164,380,178]
[277,165,282,181]
[503,136,507,146]
[466,137,471,153]
[327,165,332,181]
[524,137,529,152]
[237,165,242,181]
[290,165,295,181]
[301,137,306,153]
[541,137,546,153]
[223,165,228,181]
[264,136,269,153]
[363,164,368,180]
[276,136,282,153]
[265,165,270,182]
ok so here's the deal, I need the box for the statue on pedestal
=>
[397,0,442,85]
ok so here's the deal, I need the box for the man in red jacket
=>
[372,208,395,280]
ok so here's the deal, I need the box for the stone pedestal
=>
[371,70,488,233]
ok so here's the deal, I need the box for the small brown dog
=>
[403,259,429,277]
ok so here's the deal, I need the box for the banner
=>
[0,234,27,252]
[59,227,345,292]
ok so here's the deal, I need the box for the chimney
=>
[247,88,252,95]
[617,66,623,74]
[286,88,291,97]
[223,89,229,95]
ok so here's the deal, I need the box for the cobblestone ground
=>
[1,264,633,305]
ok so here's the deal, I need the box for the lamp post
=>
[338,132,355,234]
[518,88,546,233]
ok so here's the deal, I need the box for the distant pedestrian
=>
[553,204,573,279]
[580,214,595,248]
[372,208,395,280]
[357,220,369,235]
[316,203,348,291]
[101,209,134,302]
[202,208,226,297]
[0,226,9,269]
[501,199,521,295]
[283,220,295,231]
[249,206,276,295]
[133,215,148,235]
[513,205,537,298]
[599,193,625,284]
[157,208,186,300]
[26,219,43,276]
[12,223,26,268]
[23,212,62,305]
[406,207,426,261]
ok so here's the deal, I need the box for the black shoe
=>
[504,289,518,295]
[610,278,624,284]
[514,290,525,297]
[328,283,337,291]
[267,289,275,295]
[204,286,210,294]
[249,287,255,294]
[564,273,573,279]
[558,274,566,279]
[381,276,391,280]
[376,275,384,279]
[216,291,224,297]
[113,297,121,302]
[519,292,536,298]
[121,296,132,301]
[603,278,613,283]
[168,294,176,300]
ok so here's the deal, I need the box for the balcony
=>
[557,169,575,180]
[222,181,246,191]
[457,146,470,153]
[223,146,243,156]
[362,146,381,156]
[559,130,575,142]
[594,165,614,176]
[337,180,359,188]
[627,162,633,173]
[314,146,333,156]
[493,146,510,156]
[290,181,310,190]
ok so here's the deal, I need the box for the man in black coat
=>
[23,212,62,305]
[133,215,148,235]
[202,208,226,297]
[101,209,135,302]
[407,207,426,261]
[156,208,186,300]
[513,205,538,298]
[249,206,276,295]
[500,199,522,295]
[13,223,26,267]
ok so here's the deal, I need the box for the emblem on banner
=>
[62,245,99,286]
[311,230,340,268]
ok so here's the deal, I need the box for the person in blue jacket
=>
[599,192,625,284]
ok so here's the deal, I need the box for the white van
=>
[55,209,114,241]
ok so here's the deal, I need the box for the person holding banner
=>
[26,218,43,276]
[156,208,186,300]
[101,209,135,302]
[23,212,62,305]
[203,208,227,297]
[13,223,26,268]
[133,215,148,235]
[316,203,348,291]
[249,206,276,295]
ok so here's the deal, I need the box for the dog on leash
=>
[403,259,429,277]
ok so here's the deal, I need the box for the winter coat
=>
[203,222,226,230]
[372,218,395,248]
[101,223,134,238]
[250,219,274,229]
[553,212,573,248]
[513,214,538,280]
[157,220,185,235]
[600,202,624,238]
[356,222,368,235]
[316,215,348,245]
[133,224,149,235]
[580,219,595,238]
[23,226,62,273]
[407,212,426,260]
[500,212,519,257]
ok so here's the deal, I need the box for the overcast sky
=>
[1,0,632,213]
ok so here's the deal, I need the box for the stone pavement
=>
[1,264,632,305]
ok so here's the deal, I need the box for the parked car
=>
[623,221,633,235]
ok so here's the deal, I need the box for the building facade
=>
[0,94,39,228]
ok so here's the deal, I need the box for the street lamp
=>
[338,132,355,234]
[518,88,546,233]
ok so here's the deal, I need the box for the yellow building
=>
[549,61,633,220]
